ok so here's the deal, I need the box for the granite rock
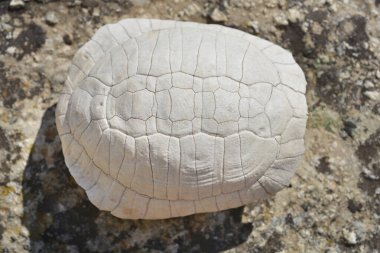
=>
[0,0,379,252]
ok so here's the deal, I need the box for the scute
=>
[56,18,308,219]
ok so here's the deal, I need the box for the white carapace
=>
[56,19,308,219]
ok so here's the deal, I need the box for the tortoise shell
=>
[56,19,308,219]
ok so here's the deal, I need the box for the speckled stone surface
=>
[0,0,379,252]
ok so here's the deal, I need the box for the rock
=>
[342,229,358,245]
[364,80,375,88]
[1,14,11,23]
[373,103,380,115]
[210,8,228,22]
[9,0,25,10]
[0,0,379,251]
[6,47,17,55]
[342,119,357,138]
[44,11,59,26]
[285,213,294,226]
[265,0,277,8]
[92,7,100,17]
[182,3,202,17]
[347,199,363,213]
[364,91,380,101]
[376,70,380,79]
[273,14,289,26]
[130,0,151,6]
[6,46,16,55]
[316,156,332,174]
[362,167,380,180]
[328,2,338,12]
[248,20,260,34]
[1,22,12,33]
[287,8,303,23]
[62,34,72,45]
[81,0,98,8]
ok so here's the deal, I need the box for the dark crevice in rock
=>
[22,105,253,252]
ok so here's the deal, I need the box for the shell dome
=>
[56,19,308,219]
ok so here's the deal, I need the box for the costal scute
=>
[55,19,308,219]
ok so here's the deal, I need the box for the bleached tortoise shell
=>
[56,19,308,219]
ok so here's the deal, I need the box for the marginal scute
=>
[74,160,101,190]
[181,28,203,75]
[110,46,129,83]
[72,47,96,76]
[224,35,249,81]
[93,129,111,174]
[109,130,126,178]
[107,23,131,44]
[86,172,113,209]
[150,30,171,76]
[195,197,218,213]
[167,137,181,200]
[239,131,278,184]
[146,199,171,219]
[276,63,307,93]
[79,120,102,157]
[131,136,153,197]
[68,88,92,140]
[242,45,281,85]
[194,133,215,198]
[92,26,118,52]
[122,39,139,76]
[278,139,305,159]
[136,31,159,75]
[119,19,141,38]
[222,134,244,193]
[88,53,113,86]
[277,84,308,118]
[264,156,302,189]
[168,28,182,73]
[262,44,296,64]
[100,180,125,211]
[117,135,136,187]
[83,40,106,66]
[57,18,308,219]
[56,115,70,136]
[195,31,217,78]
[265,87,293,135]
[149,134,170,199]
[281,117,307,143]
[56,94,71,117]
[179,135,197,200]
[170,200,195,217]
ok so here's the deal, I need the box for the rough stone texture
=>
[57,19,307,219]
[0,0,379,252]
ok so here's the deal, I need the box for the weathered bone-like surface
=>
[56,19,308,219]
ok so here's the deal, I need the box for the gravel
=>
[44,11,59,26]
[0,0,379,252]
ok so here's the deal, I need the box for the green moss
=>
[308,106,343,133]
